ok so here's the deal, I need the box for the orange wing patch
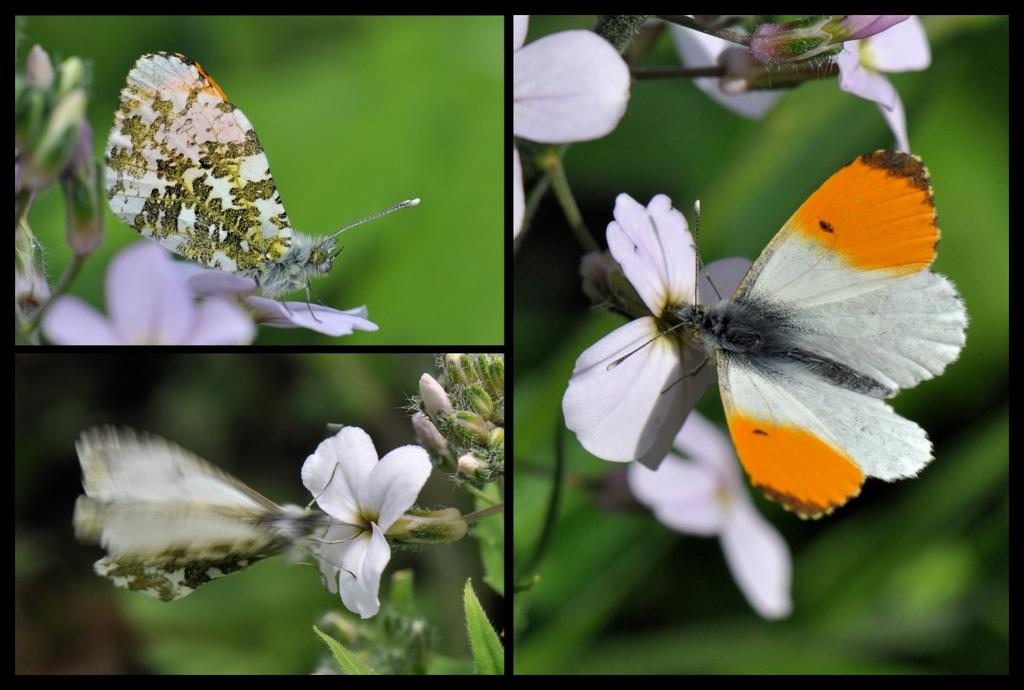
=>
[726,414,864,519]
[789,150,938,275]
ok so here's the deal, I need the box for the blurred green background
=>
[514,16,1008,674]
[15,353,502,673]
[18,16,503,344]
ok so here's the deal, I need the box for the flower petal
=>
[563,317,712,467]
[513,146,525,238]
[514,30,630,143]
[673,411,741,488]
[361,445,432,532]
[606,193,697,315]
[837,44,897,110]
[310,522,362,594]
[106,242,194,344]
[179,263,258,297]
[861,15,929,72]
[841,15,909,41]
[246,297,378,336]
[40,295,118,344]
[185,297,255,344]
[670,26,782,120]
[628,454,724,535]
[720,500,793,619]
[877,92,910,152]
[698,257,751,304]
[338,523,390,619]
[513,15,529,51]
[302,426,379,524]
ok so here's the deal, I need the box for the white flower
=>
[301,427,431,619]
[628,412,792,619]
[513,14,631,238]
[669,24,783,119]
[836,15,930,152]
[562,193,750,468]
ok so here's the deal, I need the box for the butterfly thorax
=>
[674,300,895,397]
[256,233,336,297]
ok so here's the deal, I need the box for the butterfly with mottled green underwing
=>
[73,427,331,601]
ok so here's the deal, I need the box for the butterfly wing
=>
[717,355,932,518]
[74,427,317,600]
[733,151,966,394]
[105,52,293,276]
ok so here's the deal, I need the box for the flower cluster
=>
[413,354,504,483]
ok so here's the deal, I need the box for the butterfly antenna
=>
[607,321,687,371]
[693,199,724,301]
[305,462,340,509]
[328,198,420,240]
[661,355,710,394]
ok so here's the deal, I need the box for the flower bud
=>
[457,453,488,479]
[451,410,490,444]
[487,427,504,449]
[411,411,449,456]
[61,120,103,257]
[466,384,494,419]
[419,373,451,418]
[750,15,836,64]
[26,45,55,89]
[386,507,468,544]
[444,353,471,386]
[56,56,86,97]
[23,88,86,191]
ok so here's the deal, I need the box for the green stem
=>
[463,502,503,524]
[656,15,752,46]
[461,482,498,505]
[541,149,597,253]
[516,410,566,578]
[632,65,726,80]
[24,252,84,335]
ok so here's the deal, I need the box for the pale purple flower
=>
[837,16,930,152]
[670,25,782,119]
[513,14,631,238]
[178,264,378,338]
[302,426,432,619]
[628,412,793,619]
[671,15,928,151]
[562,193,750,468]
[42,242,254,345]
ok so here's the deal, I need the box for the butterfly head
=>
[257,233,337,297]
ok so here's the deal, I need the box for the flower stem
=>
[516,410,566,579]
[24,251,84,335]
[462,502,504,524]
[632,65,726,80]
[656,15,752,46]
[540,148,597,253]
[460,482,498,505]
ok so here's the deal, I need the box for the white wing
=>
[732,152,966,395]
[76,426,278,510]
[718,356,933,517]
[73,427,320,600]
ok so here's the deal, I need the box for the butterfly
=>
[104,52,417,298]
[73,427,329,600]
[566,151,967,518]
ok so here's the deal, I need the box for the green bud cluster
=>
[411,354,504,483]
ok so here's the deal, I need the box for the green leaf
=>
[474,482,505,596]
[312,624,377,675]
[463,579,503,674]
